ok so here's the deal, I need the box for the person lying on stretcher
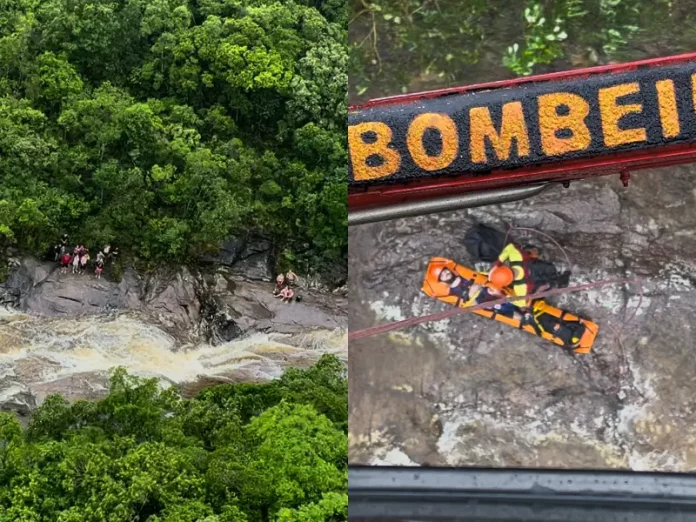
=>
[436,266,583,349]
[488,263,583,350]
[435,267,521,319]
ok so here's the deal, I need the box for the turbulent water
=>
[0,307,347,409]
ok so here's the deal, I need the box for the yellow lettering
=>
[538,92,591,155]
[656,79,680,138]
[598,82,646,147]
[469,102,530,163]
[348,122,401,181]
[406,113,459,171]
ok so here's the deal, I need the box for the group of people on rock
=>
[273,270,300,303]
[54,234,118,279]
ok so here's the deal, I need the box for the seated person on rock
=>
[279,285,294,303]
[273,274,285,296]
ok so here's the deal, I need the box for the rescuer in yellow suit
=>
[488,241,570,322]
[488,243,537,307]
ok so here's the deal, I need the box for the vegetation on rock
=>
[350,0,685,102]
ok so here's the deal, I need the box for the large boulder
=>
[24,277,130,316]
[203,237,274,282]
[4,257,132,316]
[1,257,49,308]
[142,268,201,335]
[2,261,203,337]
[214,278,347,335]
[0,255,345,343]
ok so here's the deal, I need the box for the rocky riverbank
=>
[0,238,347,415]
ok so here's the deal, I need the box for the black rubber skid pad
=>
[348,61,696,187]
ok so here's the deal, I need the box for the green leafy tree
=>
[0,0,347,275]
[0,355,347,521]
[276,492,348,522]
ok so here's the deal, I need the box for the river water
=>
[0,308,347,409]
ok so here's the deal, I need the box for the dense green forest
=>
[0,0,347,271]
[0,355,348,521]
[350,0,691,102]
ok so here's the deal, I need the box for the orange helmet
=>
[489,265,514,288]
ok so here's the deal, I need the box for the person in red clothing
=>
[60,253,72,274]
[95,259,104,279]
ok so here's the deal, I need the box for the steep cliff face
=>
[0,238,347,416]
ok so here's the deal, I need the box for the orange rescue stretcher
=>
[421,257,598,353]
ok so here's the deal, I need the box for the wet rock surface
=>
[349,166,696,471]
[0,256,347,342]
[0,241,347,416]
[202,237,275,282]
[214,279,346,335]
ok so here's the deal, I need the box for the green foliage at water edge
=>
[0,355,348,521]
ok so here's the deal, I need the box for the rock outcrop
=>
[0,237,347,416]
[0,238,347,343]
[202,237,275,282]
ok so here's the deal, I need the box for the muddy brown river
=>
[0,308,347,412]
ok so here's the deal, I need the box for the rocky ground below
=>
[349,165,696,471]
[0,236,347,343]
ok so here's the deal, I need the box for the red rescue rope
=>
[349,278,640,341]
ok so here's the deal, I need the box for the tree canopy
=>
[0,355,348,521]
[0,0,347,271]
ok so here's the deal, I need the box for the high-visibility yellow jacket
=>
[498,243,530,308]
